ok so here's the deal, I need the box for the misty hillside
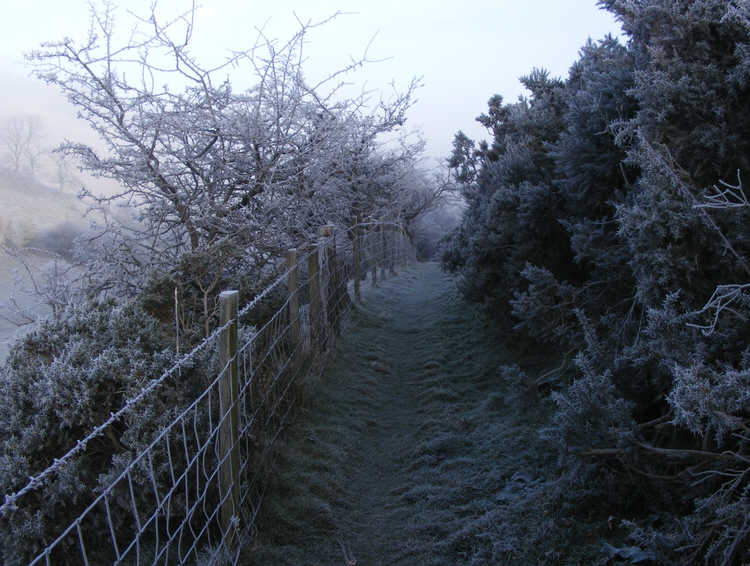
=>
[0,167,84,240]
[0,168,87,362]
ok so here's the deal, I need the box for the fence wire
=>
[2,220,414,566]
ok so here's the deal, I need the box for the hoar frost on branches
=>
[27,1,424,300]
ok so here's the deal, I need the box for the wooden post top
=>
[219,290,239,301]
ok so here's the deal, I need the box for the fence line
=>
[2,219,415,566]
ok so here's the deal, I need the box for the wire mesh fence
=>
[1,220,414,566]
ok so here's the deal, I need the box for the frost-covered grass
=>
[246,262,614,565]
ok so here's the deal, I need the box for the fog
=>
[0,1,623,169]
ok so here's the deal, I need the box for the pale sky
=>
[0,0,623,170]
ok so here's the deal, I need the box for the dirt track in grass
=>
[246,261,550,565]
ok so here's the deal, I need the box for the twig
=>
[637,411,674,430]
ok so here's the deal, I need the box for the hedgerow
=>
[443,1,750,562]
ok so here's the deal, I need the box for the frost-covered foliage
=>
[543,358,634,454]
[0,291,278,564]
[442,70,571,311]
[0,3,439,563]
[24,1,435,306]
[444,0,750,562]
[0,300,181,563]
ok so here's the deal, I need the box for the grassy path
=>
[247,262,549,565]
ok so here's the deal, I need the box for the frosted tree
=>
[0,115,43,174]
[22,1,426,343]
[27,2,420,302]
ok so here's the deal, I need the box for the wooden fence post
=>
[394,224,401,269]
[353,217,361,302]
[219,290,240,551]
[308,245,321,349]
[380,223,387,281]
[287,249,300,344]
[388,226,399,275]
[400,225,406,266]
[370,223,378,287]
[400,225,407,266]
[319,225,335,337]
